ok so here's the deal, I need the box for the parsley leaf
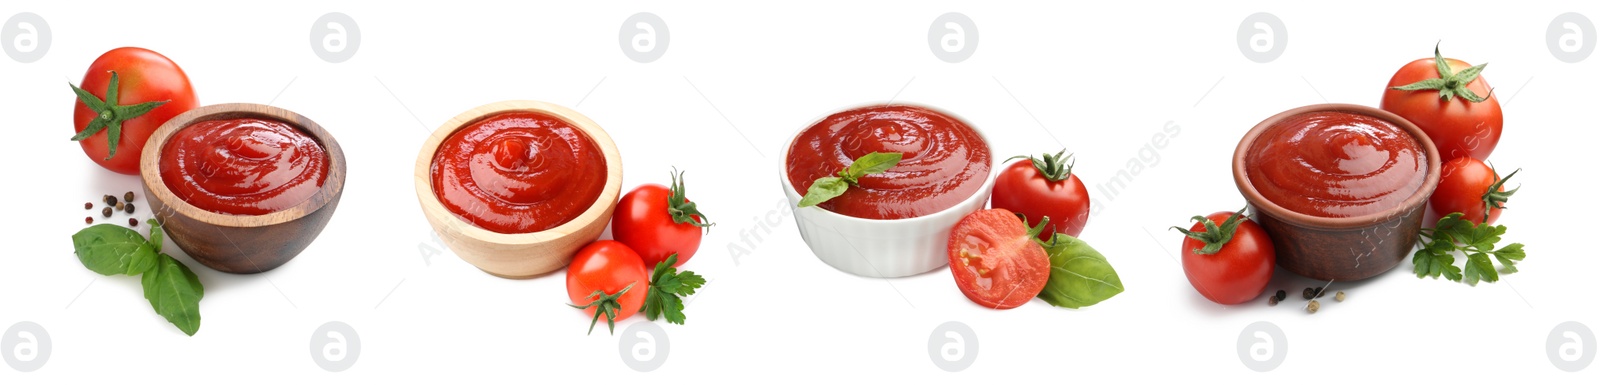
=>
[641,254,706,325]
[1412,213,1527,287]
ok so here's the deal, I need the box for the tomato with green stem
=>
[70,47,198,175]
[1430,157,1519,226]
[946,208,1052,309]
[1172,208,1275,305]
[1380,43,1502,162]
[566,240,649,335]
[990,150,1091,241]
[612,168,713,267]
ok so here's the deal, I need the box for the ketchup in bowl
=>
[786,105,990,220]
[430,111,607,234]
[1245,111,1428,218]
[160,118,328,215]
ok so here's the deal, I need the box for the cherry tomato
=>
[947,208,1051,309]
[1380,45,1501,162]
[1174,210,1275,305]
[612,169,713,267]
[990,150,1091,241]
[71,47,199,175]
[1430,157,1519,226]
[566,240,649,334]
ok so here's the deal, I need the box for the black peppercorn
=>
[101,207,113,218]
[1275,290,1287,301]
[104,195,117,206]
[125,203,135,214]
[124,191,135,202]
[1302,288,1315,300]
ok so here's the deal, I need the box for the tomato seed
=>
[1307,300,1320,314]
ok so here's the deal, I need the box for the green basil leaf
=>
[72,224,158,276]
[147,219,165,254]
[142,254,204,336]
[844,152,903,179]
[798,177,847,207]
[1037,234,1124,309]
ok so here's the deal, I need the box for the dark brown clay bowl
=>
[1233,104,1441,281]
[139,103,346,274]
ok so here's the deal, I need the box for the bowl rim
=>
[140,103,346,227]
[412,100,624,245]
[779,101,999,226]
[1232,103,1442,229]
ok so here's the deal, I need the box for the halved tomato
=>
[946,209,1050,309]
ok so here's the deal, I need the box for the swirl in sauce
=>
[786,105,990,219]
[1246,111,1427,218]
[430,111,606,234]
[160,118,328,215]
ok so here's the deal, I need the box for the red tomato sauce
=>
[1246,111,1427,218]
[430,111,606,234]
[786,105,991,219]
[160,118,328,215]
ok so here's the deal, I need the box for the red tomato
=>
[71,47,199,175]
[1380,45,1501,162]
[946,208,1051,309]
[1174,210,1274,305]
[566,240,649,334]
[611,169,713,267]
[990,150,1090,241]
[1429,157,1518,226]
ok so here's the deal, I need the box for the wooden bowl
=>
[1233,104,1441,281]
[139,103,346,274]
[413,100,623,279]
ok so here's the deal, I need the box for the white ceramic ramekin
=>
[778,104,996,278]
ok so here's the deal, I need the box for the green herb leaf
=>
[641,254,706,325]
[1036,234,1124,309]
[1415,212,1526,286]
[1493,243,1525,274]
[72,224,158,276]
[148,219,164,253]
[1462,252,1498,286]
[797,177,847,207]
[842,152,903,181]
[142,253,204,336]
[1412,241,1461,282]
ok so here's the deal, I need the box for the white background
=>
[2,0,1596,383]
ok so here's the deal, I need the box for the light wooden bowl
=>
[139,103,346,274]
[413,100,623,278]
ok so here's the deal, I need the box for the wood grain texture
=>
[413,100,623,279]
[139,103,346,274]
[1233,104,1442,281]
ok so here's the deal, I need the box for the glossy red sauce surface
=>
[786,105,990,220]
[1246,111,1427,218]
[430,111,606,234]
[160,118,328,215]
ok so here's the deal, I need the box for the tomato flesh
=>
[947,209,1050,309]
